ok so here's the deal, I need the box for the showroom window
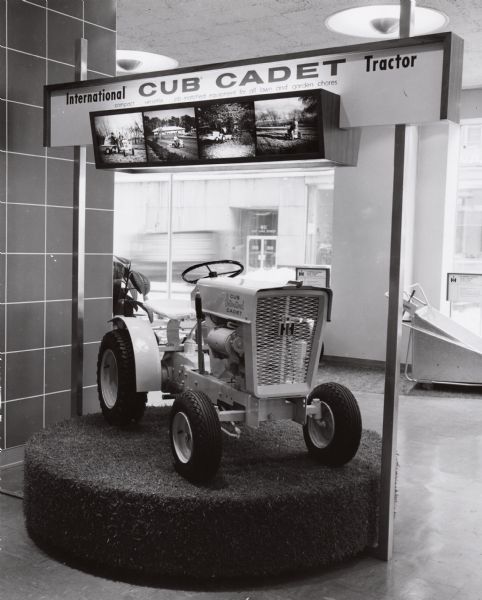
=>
[114,170,334,302]
[452,119,482,333]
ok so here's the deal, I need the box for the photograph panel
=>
[143,107,198,164]
[196,101,256,160]
[255,94,319,156]
[93,112,147,165]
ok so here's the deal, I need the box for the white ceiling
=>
[116,0,482,89]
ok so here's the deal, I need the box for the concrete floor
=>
[1,390,482,600]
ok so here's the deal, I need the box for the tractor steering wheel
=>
[181,260,244,284]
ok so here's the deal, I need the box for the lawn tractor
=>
[97,260,362,482]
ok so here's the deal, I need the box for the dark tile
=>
[7,153,45,205]
[83,341,99,387]
[0,100,5,150]
[0,360,4,401]
[27,0,46,5]
[84,23,116,76]
[45,346,70,393]
[6,302,44,352]
[0,247,4,291]
[45,390,71,425]
[46,157,74,207]
[82,384,100,414]
[0,462,24,489]
[46,206,72,253]
[0,303,4,352]
[48,0,82,18]
[7,0,46,57]
[0,199,5,251]
[5,350,43,401]
[86,144,95,164]
[84,0,116,30]
[6,203,45,253]
[6,254,44,302]
[0,152,5,203]
[47,145,74,160]
[84,297,111,343]
[85,208,113,254]
[45,300,71,347]
[87,69,108,80]
[7,50,45,106]
[0,46,5,99]
[0,0,5,47]
[47,59,74,85]
[85,253,112,299]
[7,102,43,156]
[46,253,72,300]
[47,10,82,65]
[86,163,114,209]
[5,396,43,446]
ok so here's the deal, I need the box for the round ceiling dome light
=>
[370,17,399,35]
[116,50,178,75]
[325,5,448,38]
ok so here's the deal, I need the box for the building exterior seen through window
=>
[114,171,334,302]
[453,120,482,333]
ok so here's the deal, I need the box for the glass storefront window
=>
[452,120,482,332]
[114,170,334,303]
[114,178,169,298]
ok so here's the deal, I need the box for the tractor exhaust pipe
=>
[195,291,205,375]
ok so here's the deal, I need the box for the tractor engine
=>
[204,318,246,386]
[197,277,332,398]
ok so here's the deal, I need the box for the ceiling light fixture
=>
[116,50,179,75]
[325,5,448,38]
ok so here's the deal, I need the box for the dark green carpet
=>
[24,407,381,580]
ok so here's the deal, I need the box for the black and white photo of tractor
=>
[197,102,256,160]
[255,93,320,156]
[144,107,198,163]
[93,112,146,164]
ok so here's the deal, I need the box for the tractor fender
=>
[111,316,162,392]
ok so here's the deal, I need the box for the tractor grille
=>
[255,294,320,386]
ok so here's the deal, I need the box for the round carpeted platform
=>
[24,407,381,580]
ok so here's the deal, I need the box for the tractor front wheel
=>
[97,329,147,426]
[303,382,361,466]
[169,390,222,483]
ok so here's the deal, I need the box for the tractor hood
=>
[196,277,332,323]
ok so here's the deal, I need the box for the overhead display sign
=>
[89,89,360,170]
[45,32,462,148]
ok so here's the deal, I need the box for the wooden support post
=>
[71,38,88,417]
[376,0,414,561]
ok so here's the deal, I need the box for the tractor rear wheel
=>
[169,390,222,483]
[303,382,361,466]
[97,329,147,426]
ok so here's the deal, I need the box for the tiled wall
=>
[1,0,116,463]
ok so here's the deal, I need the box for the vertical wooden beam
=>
[376,0,414,561]
[71,38,88,417]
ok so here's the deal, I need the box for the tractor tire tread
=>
[303,382,361,466]
[170,390,221,483]
[97,329,147,426]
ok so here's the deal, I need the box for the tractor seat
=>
[144,298,195,321]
